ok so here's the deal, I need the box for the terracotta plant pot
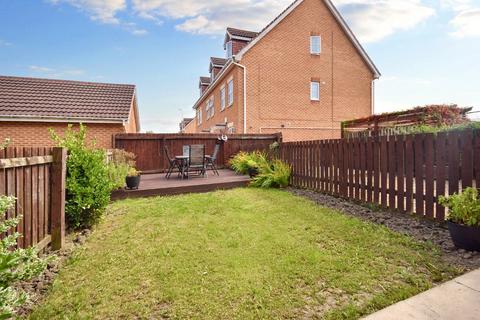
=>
[125,175,141,190]
[447,221,480,252]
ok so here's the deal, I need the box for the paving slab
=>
[363,269,480,320]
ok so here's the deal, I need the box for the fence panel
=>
[115,133,281,173]
[281,129,479,222]
[0,147,65,249]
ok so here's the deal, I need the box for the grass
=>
[29,188,458,319]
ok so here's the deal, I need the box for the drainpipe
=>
[232,59,247,134]
[371,80,375,115]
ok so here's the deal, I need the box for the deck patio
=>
[111,169,250,200]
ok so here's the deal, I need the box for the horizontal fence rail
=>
[280,129,480,222]
[115,133,281,173]
[0,147,66,249]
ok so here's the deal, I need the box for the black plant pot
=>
[447,221,480,252]
[125,175,141,190]
[248,167,259,178]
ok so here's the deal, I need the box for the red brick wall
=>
[191,0,375,142]
[0,122,125,148]
[241,0,374,142]
[124,103,138,133]
[231,40,248,56]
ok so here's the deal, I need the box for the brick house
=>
[189,0,380,141]
[0,76,140,148]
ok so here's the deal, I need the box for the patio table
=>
[175,155,189,179]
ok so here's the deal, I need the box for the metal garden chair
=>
[187,144,206,178]
[205,144,220,176]
[164,145,180,179]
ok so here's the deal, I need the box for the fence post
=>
[51,147,66,250]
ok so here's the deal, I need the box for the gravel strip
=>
[289,188,480,270]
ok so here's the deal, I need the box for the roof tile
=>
[0,75,135,121]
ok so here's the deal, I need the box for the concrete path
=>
[363,268,480,320]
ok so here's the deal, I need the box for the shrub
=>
[50,124,115,230]
[107,149,136,189]
[229,151,269,175]
[439,187,480,227]
[251,159,291,188]
[0,196,48,318]
[230,151,291,188]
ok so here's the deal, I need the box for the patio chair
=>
[187,144,206,178]
[164,145,179,179]
[205,144,220,176]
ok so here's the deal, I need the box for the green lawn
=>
[30,188,457,319]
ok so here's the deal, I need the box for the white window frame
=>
[227,79,234,106]
[226,41,233,58]
[310,35,321,55]
[220,86,226,111]
[206,96,214,119]
[197,108,202,125]
[310,81,320,101]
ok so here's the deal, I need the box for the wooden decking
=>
[111,169,250,200]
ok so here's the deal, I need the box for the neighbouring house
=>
[188,0,380,142]
[179,117,194,133]
[0,75,140,148]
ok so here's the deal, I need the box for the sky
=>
[0,0,479,132]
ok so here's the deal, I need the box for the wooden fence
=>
[280,129,480,221]
[0,147,66,250]
[114,133,281,173]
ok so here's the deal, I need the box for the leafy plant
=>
[50,124,116,230]
[229,151,269,175]
[127,167,140,177]
[0,196,47,319]
[0,138,10,149]
[230,151,291,188]
[107,149,136,189]
[439,187,480,227]
[250,159,291,188]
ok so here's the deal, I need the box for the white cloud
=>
[133,0,292,35]
[449,8,480,37]
[49,0,126,24]
[47,0,437,41]
[333,0,435,43]
[29,65,55,73]
[0,39,12,47]
[441,0,473,11]
[29,65,86,78]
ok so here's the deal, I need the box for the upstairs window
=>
[310,35,321,55]
[220,86,226,111]
[227,79,234,106]
[226,41,233,58]
[197,108,202,125]
[206,97,215,119]
[310,81,320,101]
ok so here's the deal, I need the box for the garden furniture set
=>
[164,144,220,179]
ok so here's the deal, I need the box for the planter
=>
[125,175,141,190]
[248,167,259,178]
[447,221,480,252]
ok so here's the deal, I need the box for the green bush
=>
[0,196,47,319]
[50,124,116,230]
[230,151,291,188]
[229,151,269,175]
[107,149,136,189]
[439,187,480,227]
[251,159,291,188]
